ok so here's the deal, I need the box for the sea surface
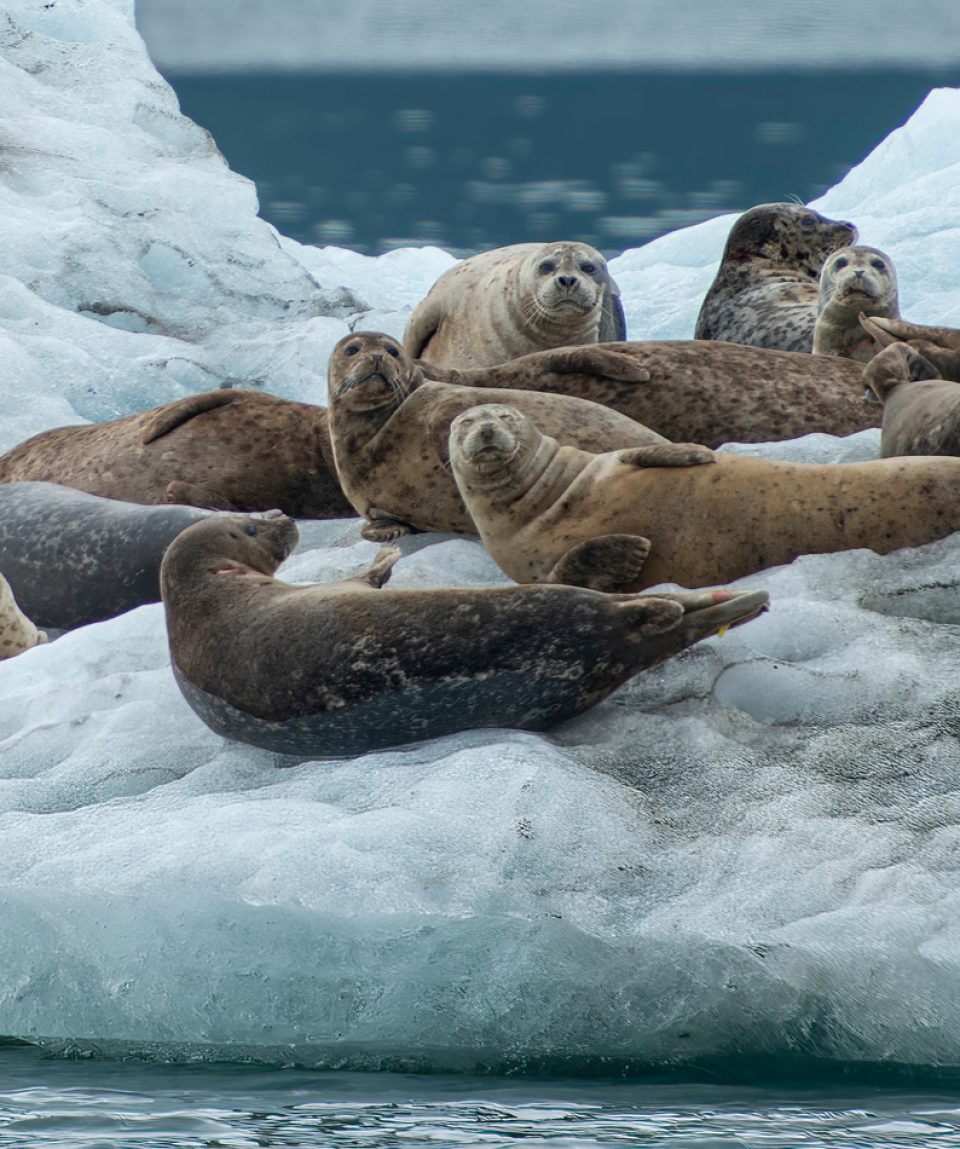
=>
[6,1045,960,1148]
[169,70,960,254]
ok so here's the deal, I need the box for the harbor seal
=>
[0,572,47,658]
[402,241,625,369]
[812,245,900,362]
[0,390,352,518]
[161,512,769,757]
[448,403,960,592]
[421,339,879,446]
[0,482,220,629]
[862,342,960,458]
[695,203,858,353]
[327,330,665,540]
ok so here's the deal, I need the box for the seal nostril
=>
[557,275,578,289]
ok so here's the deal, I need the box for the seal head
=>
[813,246,899,362]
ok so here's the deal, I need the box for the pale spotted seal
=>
[0,390,352,518]
[327,330,664,540]
[695,203,858,353]
[402,241,625,369]
[862,342,960,458]
[0,482,221,629]
[448,403,960,592]
[420,339,879,446]
[812,245,900,362]
[0,571,47,658]
[160,512,769,757]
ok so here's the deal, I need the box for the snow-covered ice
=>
[3,0,960,1072]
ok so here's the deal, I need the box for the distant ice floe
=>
[4,0,960,1073]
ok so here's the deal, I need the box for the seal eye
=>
[244,524,258,537]
[538,261,556,275]
[580,262,596,275]
[386,345,400,358]
[800,214,817,230]
[344,344,360,357]
[834,257,848,270]
[871,258,886,271]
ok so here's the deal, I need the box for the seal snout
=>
[452,404,522,466]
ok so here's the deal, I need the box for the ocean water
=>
[169,70,960,253]
[6,1044,960,1148]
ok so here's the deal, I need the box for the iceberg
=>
[3,0,960,1073]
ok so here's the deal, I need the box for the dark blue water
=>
[5,1044,960,1147]
[169,70,960,254]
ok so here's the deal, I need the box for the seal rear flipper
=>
[361,545,402,588]
[164,480,240,511]
[546,534,652,593]
[599,286,627,342]
[860,314,960,352]
[141,390,241,445]
[617,443,716,468]
[362,513,415,543]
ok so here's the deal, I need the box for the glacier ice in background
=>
[3,0,960,1072]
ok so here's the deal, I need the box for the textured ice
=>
[4,0,960,1073]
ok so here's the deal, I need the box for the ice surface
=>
[4,0,960,1073]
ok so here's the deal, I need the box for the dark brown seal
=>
[420,339,879,447]
[0,390,352,518]
[812,245,900,363]
[160,512,769,757]
[403,241,625,368]
[327,331,665,540]
[449,403,960,593]
[695,203,858,353]
[862,342,960,458]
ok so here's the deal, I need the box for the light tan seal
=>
[448,403,960,592]
[0,390,352,517]
[161,512,769,757]
[402,241,625,369]
[862,342,960,458]
[0,571,47,658]
[327,330,665,540]
[695,203,858,353]
[812,245,900,363]
[420,339,879,446]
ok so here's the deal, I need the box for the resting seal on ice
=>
[402,241,625,369]
[0,570,46,658]
[421,340,880,446]
[0,390,352,518]
[449,403,960,592]
[160,511,768,757]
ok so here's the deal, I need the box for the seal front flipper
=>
[164,480,239,511]
[616,443,716,468]
[546,534,652,593]
[141,391,240,445]
[361,512,416,543]
[536,346,651,382]
[402,297,445,361]
[860,314,960,352]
